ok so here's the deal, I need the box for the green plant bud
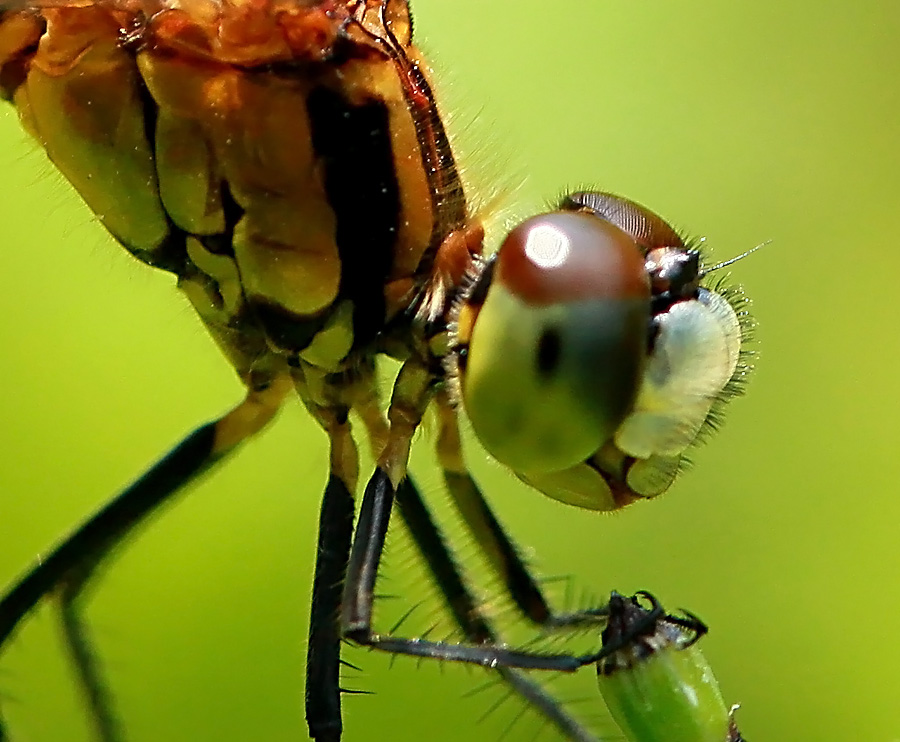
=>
[597,592,746,742]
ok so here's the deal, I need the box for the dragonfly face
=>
[0,0,752,740]
[451,192,748,510]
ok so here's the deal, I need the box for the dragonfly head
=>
[446,192,752,511]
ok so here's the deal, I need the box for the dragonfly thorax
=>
[0,0,478,384]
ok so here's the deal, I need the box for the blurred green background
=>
[1,1,898,740]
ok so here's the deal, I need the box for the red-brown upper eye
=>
[495,211,650,307]
[560,191,685,252]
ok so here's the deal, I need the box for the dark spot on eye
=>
[536,329,561,377]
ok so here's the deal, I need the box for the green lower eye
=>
[461,285,648,474]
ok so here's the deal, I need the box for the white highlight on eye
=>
[524,224,570,268]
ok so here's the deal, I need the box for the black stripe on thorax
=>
[306,85,400,351]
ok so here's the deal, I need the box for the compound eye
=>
[459,211,651,474]
[496,211,651,306]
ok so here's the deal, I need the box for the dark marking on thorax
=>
[306,85,400,350]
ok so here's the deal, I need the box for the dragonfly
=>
[0,0,752,740]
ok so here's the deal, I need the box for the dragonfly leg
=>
[294,358,386,742]
[434,393,610,630]
[343,466,595,672]
[341,362,604,671]
[306,473,355,742]
[0,373,290,741]
[395,477,599,742]
[313,359,626,739]
[303,406,358,742]
[341,359,433,639]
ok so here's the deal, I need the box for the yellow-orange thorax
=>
[0,0,481,379]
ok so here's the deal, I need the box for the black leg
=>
[341,469,394,637]
[305,475,355,742]
[59,574,123,742]
[395,478,598,742]
[435,403,609,630]
[394,478,493,644]
[443,471,609,629]
[0,424,218,646]
[341,468,607,673]
[0,380,287,741]
[0,425,220,742]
